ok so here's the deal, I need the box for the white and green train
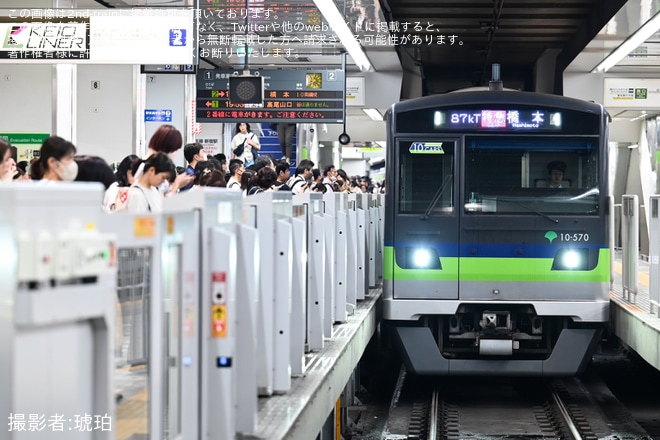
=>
[383,90,609,376]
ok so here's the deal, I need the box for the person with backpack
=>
[231,122,260,167]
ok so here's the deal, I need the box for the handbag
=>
[233,138,246,157]
[111,187,129,212]
[251,138,259,160]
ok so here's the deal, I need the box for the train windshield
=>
[464,136,600,215]
[398,140,455,214]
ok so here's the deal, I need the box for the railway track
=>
[380,365,652,440]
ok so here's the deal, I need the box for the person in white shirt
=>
[547,160,567,189]
[288,159,314,194]
[226,158,244,190]
[104,154,138,212]
[231,122,261,167]
[126,153,176,213]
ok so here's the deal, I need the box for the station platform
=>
[246,286,381,440]
[114,286,382,440]
[610,253,660,371]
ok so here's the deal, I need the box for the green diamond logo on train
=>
[545,231,558,243]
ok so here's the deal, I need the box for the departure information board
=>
[196,69,345,123]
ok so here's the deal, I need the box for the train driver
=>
[547,160,567,189]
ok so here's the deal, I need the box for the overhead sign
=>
[145,109,172,122]
[346,77,365,107]
[196,69,345,123]
[0,132,49,162]
[141,64,196,74]
[0,20,89,59]
[0,9,196,64]
[604,78,660,108]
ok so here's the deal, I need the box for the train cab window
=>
[398,140,455,214]
[464,137,600,215]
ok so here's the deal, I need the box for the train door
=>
[391,138,459,300]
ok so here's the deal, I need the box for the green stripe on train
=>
[383,246,610,282]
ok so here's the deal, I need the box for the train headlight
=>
[551,248,589,270]
[398,247,441,269]
[413,248,432,268]
[562,250,581,268]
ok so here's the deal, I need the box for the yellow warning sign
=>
[211,305,227,338]
[133,216,155,238]
[167,216,175,235]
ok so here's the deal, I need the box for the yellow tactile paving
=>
[612,260,650,286]
[115,387,148,440]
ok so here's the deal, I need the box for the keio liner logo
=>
[2,23,87,50]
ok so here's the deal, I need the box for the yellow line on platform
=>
[115,387,148,440]
[612,260,649,286]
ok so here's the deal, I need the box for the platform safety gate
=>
[2,184,116,440]
[621,194,639,303]
[290,199,308,376]
[348,193,368,300]
[324,192,348,324]
[649,195,660,316]
[294,192,326,352]
[243,191,294,395]
[164,188,259,438]
[102,205,199,440]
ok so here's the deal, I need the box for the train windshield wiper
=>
[421,174,453,220]
[498,198,559,224]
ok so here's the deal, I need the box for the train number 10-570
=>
[560,233,589,242]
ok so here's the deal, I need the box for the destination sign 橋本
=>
[435,109,562,130]
[196,69,345,123]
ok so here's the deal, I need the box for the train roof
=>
[389,90,605,116]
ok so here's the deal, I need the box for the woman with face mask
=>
[30,136,78,182]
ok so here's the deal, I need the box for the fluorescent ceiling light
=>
[312,0,373,71]
[629,111,650,122]
[592,11,660,73]
[363,108,382,120]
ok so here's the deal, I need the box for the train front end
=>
[382,91,610,376]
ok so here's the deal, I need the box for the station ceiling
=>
[384,0,628,93]
[43,0,658,98]
[81,0,635,93]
